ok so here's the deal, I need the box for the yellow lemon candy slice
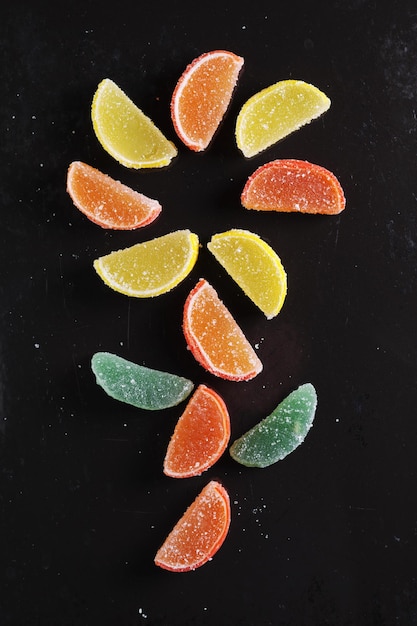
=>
[91,78,178,168]
[94,229,199,297]
[207,229,287,319]
[235,79,331,158]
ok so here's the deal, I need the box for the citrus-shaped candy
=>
[183,278,263,381]
[66,161,162,229]
[164,384,231,478]
[91,78,177,168]
[235,79,331,158]
[154,480,231,572]
[229,383,317,468]
[93,229,199,298]
[91,352,194,410]
[241,159,346,215]
[207,229,287,319]
[171,50,244,151]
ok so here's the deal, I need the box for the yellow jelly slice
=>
[94,229,199,297]
[207,229,287,319]
[91,78,178,168]
[235,79,331,158]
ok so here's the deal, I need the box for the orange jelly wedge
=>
[154,480,231,572]
[164,384,231,478]
[241,159,346,215]
[171,50,244,151]
[66,161,162,229]
[183,278,262,381]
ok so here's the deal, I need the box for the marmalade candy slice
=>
[183,278,263,381]
[230,383,317,467]
[235,79,330,157]
[171,50,244,151]
[66,161,162,229]
[91,352,194,410]
[93,229,199,298]
[92,78,177,168]
[207,229,287,319]
[163,384,231,478]
[154,480,231,572]
[241,159,346,215]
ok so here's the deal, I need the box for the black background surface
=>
[1,1,417,624]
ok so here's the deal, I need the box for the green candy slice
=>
[91,352,194,410]
[229,383,317,467]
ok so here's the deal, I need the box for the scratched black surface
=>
[1,1,417,624]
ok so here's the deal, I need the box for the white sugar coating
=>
[91,352,194,410]
[230,383,317,467]
[104,244,184,290]
[253,170,331,210]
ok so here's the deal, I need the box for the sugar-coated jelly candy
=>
[154,480,231,572]
[92,78,177,168]
[230,383,317,467]
[91,352,194,410]
[93,229,199,298]
[183,278,263,381]
[171,50,244,151]
[235,79,330,158]
[241,159,346,215]
[163,384,231,478]
[207,229,287,319]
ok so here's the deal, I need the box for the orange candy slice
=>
[154,480,231,572]
[241,159,346,215]
[164,384,231,478]
[66,161,162,229]
[171,50,244,151]
[183,278,262,381]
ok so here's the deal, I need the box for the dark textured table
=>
[1,1,417,624]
